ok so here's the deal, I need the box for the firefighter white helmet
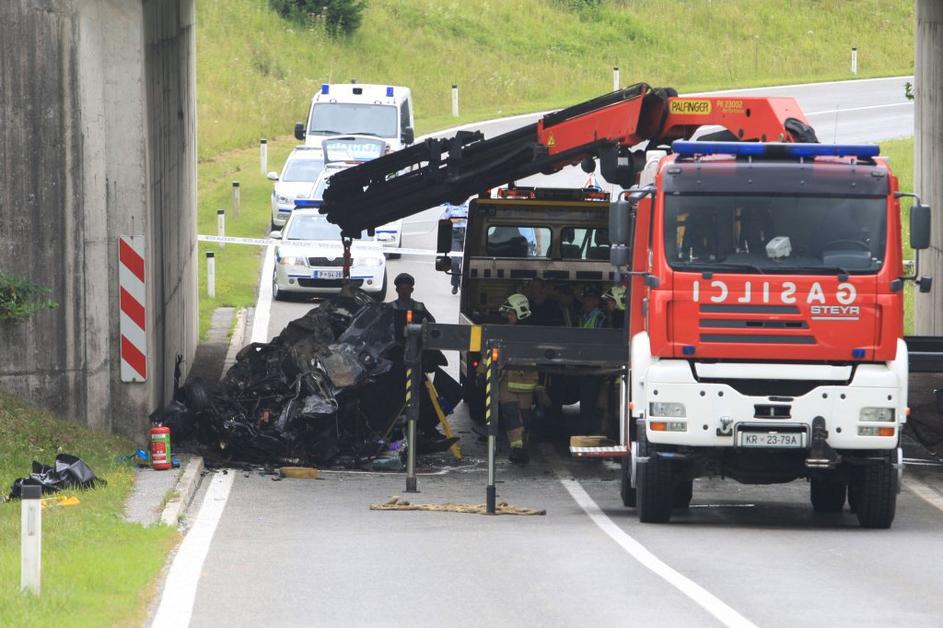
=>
[602,285,627,311]
[499,293,531,320]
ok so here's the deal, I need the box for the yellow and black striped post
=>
[404,325,423,493]
[486,342,501,514]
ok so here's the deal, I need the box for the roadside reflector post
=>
[231,181,240,219]
[612,65,620,91]
[260,138,268,176]
[851,47,858,75]
[404,324,423,492]
[21,484,41,595]
[486,342,501,514]
[206,251,216,299]
[451,84,459,118]
[217,209,225,247]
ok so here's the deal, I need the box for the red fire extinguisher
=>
[150,425,172,470]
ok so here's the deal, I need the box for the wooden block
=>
[279,466,320,479]
[569,435,614,448]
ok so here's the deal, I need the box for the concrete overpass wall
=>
[0,0,197,440]
[915,0,943,335]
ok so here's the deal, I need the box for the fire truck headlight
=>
[650,402,686,418]
[859,407,895,422]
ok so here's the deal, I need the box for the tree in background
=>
[270,0,367,36]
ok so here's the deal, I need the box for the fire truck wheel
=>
[620,454,636,507]
[810,476,847,513]
[853,460,897,529]
[636,433,673,523]
[672,480,693,509]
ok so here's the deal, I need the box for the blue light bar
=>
[321,83,329,95]
[671,141,880,159]
[386,86,394,97]
[295,199,322,209]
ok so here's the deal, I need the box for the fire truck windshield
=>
[664,195,887,275]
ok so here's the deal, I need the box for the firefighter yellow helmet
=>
[499,293,532,320]
[603,285,627,310]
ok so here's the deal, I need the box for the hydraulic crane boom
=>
[320,82,817,237]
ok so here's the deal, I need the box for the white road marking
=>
[151,471,235,628]
[560,478,757,628]
[250,245,274,343]
[904,476,943,513]
[806,101,913,116]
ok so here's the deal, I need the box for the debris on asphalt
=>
[154,288,460,471]
[279,466,320,479]
[370,496,546,516]
[7,453,107,500]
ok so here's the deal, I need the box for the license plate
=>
[738,430,804,448]
[314,270,342,279]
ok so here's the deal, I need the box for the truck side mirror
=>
[294,122,305,141]
[609,199,630,245]
[911,204,931,250]
[435,256,452,272]
[402,127,415,145]
[436,219,453,253]
[610,244,629,267]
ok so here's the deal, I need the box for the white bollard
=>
[206,252,216,299]
[21,484,41,595]
[231,181,240,220]
[260,139,268,177]
[451,84,459,118]
[217,209,225,248]
[851,47,858,75]
[613,65,620,91]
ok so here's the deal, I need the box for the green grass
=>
[197,0,914,159]
[880,137,915,334]
[196,137,299,337]
[0,390,175,627]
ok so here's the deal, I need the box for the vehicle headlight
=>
[278,255,307,267]
[360,257,383,267]
[859,407,894,422]
[276,195,291,205]
[649,402,686,418]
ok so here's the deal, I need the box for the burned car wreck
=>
[158,289,457,468]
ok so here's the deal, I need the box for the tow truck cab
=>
[294,83,415,155]
[454,186,624,421]
[628,141,928,527]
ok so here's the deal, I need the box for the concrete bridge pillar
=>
[0,0,197,440]
[914,0,943,335]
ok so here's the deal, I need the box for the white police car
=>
[267,147,324,230]
[272,209,387,300]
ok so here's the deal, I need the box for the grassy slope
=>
[197,0,913,158]
[0,390,175,627]
[194,0,914,338]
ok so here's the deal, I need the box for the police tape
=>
[197,234,456,257]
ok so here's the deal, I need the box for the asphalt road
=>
[176,77,943,628]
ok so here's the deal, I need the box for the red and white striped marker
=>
[119,236,147,382]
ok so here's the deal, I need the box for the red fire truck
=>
[321,84,933,528]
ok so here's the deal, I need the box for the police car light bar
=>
[671,141,880,159]
[386,86,394,97]
[321,83,329,95]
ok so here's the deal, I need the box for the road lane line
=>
[250,245,274,343]
[904,476,943,514]
[559,479,757,628]
[152,471,235,628]
[806,101,913,116]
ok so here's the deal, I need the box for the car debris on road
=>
[151,288,461,470]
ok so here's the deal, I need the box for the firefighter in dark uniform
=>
[390,273,435,323]
[479,293,539,464]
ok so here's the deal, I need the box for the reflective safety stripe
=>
[507,382,537,392]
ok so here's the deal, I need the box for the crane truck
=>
[320,83,933,528]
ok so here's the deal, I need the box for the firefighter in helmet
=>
[602,284,627,328]
[479,293,538,464]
